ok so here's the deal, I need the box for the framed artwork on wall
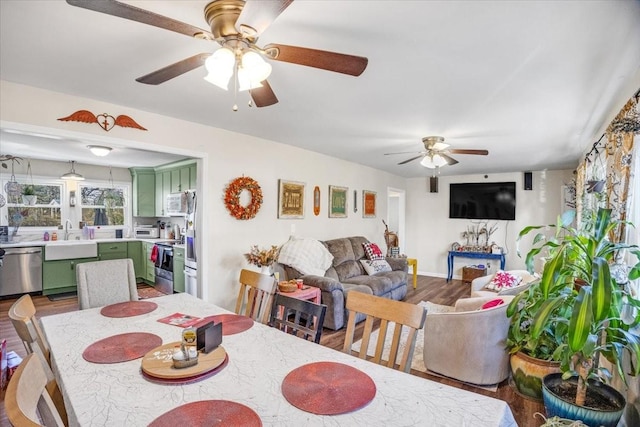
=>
[363,190,376,218]
[278,179,305,219]
[328,185,348,218]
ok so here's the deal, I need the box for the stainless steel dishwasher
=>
[0,247,43,296]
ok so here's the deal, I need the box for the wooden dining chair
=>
[76,258,138,309]
[235,269,277,324]
[268,294,327,343]
[5,353,67,427]
[343,292,427,373]
[9,294,51,362]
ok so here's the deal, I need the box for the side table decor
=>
[244,244,280,275]
[224,176,263,220]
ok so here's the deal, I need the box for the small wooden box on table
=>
[462,266,487,284]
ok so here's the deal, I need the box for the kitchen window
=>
[80,184,127,226]
[6,182,62,228]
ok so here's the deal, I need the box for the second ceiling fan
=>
[385,136,489,168]
[66,0,369,107]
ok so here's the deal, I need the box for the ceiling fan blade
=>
[136,53,210,85]
[384,151,424,156]
[66,0,214,40]
[250,80,279,107]
[398,155,424,165]
[237,0,294,37]
[440,153,459,166]
[448,149,489,155]
[264,44,368,76]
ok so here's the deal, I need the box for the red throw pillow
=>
[362,242,385,260]
[481,299,504,310]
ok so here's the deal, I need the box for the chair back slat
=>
[236,269,277,324]
[343,292,426,373]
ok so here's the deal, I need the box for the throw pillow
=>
[481,299,505,310]
[485,270,522,290]
[360,259,392,275]
[362,242,385,260]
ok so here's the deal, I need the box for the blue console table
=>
[447,251,505,282]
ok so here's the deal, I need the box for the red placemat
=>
[203,314,254,335]
[100,301,158,318]
[148,400,262,427]
[141,354,229,385]
[281,361,376,415]
[83,332,162,364]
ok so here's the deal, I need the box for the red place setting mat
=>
[204,314,254,335]
[100,301,158,318]
[281,361,376,415]
[83,332,163,364]
[148,400,262,427]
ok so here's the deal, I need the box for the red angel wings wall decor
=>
[58,110,147,132]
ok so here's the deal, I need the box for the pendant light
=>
[61,160,85,181]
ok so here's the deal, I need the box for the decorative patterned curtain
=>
[576,91,638,243]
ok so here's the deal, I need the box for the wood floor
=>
[1,277,544,426]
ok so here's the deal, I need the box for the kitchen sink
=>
[45,240,98,261]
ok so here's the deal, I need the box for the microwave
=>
[166,192,188,216]
[134,227,159,238]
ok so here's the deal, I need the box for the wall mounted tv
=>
[449,182,516,220]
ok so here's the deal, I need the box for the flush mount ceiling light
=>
[87,145,112,156]
[61,160,85,181]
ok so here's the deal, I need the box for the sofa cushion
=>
[360,259,392,275]
[362,242,385,260]
[486,270,522,290]
[334,260,364,281]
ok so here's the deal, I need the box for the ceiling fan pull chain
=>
[232,58,239,112]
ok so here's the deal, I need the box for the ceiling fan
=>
[385,136,489,168]
[66,0,368,108]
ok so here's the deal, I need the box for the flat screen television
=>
[449,182,516,220]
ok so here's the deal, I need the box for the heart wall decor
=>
[58,110,147,131]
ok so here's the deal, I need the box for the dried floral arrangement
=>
[244,245,280,267]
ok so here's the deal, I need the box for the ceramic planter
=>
[22,195,37,205]
[542,373,625,427]
[510,351,560,401]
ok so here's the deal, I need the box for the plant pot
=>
[22,195,37,205]
[542,373,625,427]
[510,351,561,401]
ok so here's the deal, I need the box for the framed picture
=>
[278,179,305,219]
[328,185,348,218]
[363,190,376,218]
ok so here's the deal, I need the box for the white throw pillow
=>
[360,259,392,275]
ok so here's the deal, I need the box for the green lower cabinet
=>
[127,241,143,280]
[143,242,156,284]
[173,247,185,293]
[97,242,128,261]
[42,257,98,295]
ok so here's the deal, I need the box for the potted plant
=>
[517,208,640,426]
[21,185,37,205]
[244,245,280,275]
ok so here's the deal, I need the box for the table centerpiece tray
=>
[141,342,227,381]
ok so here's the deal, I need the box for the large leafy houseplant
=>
[517,208,640,411]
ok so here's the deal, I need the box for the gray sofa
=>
[274,236,408,330]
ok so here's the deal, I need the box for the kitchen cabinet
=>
[130,168,156,217]
[155,170,171,216]
[97,242,128,260]
[127,241,143,279]
[173,246,185,293]
[189,164,197,190]
[42,257,97,295]
[154,161,196,216]
[143,242,156,284]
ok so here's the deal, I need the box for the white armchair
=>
[423,295,514,386]
[470,269,537,297]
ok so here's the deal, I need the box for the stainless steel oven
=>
[154,243,174,295]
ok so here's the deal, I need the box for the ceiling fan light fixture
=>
[420,154,448,169]
[204,47,235,90]
[241,50,272,82]
[237,66,264,91]
[87,145,112,157]
[60,160,85,181]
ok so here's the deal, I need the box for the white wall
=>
[405,169,573,279]
[1,81,405,310]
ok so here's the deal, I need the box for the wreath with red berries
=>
[224,176,263,220]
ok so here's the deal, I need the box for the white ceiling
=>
[1,0,639,176]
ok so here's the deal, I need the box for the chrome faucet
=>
[64,219,73,240]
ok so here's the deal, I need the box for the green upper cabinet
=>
[188,164,197,190]
[155,171,171,216]
[130,168,156,217]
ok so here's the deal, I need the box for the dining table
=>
[40,292,517,426]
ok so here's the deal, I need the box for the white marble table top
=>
[40,293,517,427]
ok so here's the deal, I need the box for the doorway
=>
[386,187,405,254]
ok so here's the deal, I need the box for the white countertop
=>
[0,238,180,249]
[41,293,517,427]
